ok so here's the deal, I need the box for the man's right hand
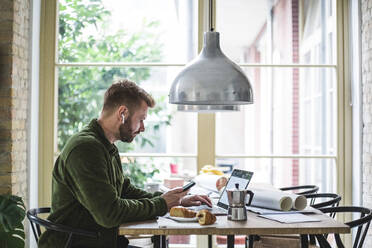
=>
[161,187,188,211]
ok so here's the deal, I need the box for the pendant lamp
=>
[169,0,254,111]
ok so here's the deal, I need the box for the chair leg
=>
[29,223,39,243]
[64,233,73,248]
[315,234,332,248]
[300,234,308,248]
[248,235,254,248]
[309,234,316,245]
[152,235,159,248]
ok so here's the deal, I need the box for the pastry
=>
[170,206,197,218]
[196,210,216,225]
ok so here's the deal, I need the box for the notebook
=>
[189,169,254,215]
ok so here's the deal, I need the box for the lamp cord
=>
[209,0,214,31]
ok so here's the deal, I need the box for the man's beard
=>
[119,118,136,142]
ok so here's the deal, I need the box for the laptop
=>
[189,169,254,215]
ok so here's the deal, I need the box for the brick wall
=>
[0,0,30,207]
[361,0,372,246]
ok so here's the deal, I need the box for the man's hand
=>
[161,187,188,210]
[180,195,213,208]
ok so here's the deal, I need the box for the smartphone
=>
[182,181,196,192]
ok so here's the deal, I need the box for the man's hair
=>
[102,79,155,115]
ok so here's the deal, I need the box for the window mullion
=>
[39,0,58,208]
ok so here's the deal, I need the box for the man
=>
[39,79,212,248]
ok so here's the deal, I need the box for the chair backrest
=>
[305,193,341,209]
[318,206,372,248]
[27,208,98,248]
[27,207,51,242]
[279,185,319,195]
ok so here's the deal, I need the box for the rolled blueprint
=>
[288,194,307,210]
[251,189,292,211]
[250,188,307,211]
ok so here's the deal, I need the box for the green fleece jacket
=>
[38,119,168,248]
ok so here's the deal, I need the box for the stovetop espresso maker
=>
[226,183,254,221]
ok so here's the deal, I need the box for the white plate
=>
[165,214,198,222]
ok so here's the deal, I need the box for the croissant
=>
[196,210,216,225]
[170,206,197,218]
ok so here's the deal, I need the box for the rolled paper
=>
[250,188,308,211]
[289,194,307,211]
[250,188,294,211]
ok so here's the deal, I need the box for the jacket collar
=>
[88,119,119,156]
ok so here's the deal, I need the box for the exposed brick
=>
[0,32,12,42]
[0,55,12,65]
[0,173,11,184]
[0,96,11,109]
[0,10,13,21]
[0,0,30,226]
[0,21,13,33]
[0,186,11,194]
[0,0,13,11]
[0,86,11,98]
[0,43,12,57]
[0,150,11,163]
[0,160,11,173]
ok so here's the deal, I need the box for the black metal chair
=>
[245,187,322,248]
[305,193,341,214]
[303,193,342,245]
[27,207,98,248]
[279,185,319,195]
[314,206,372,248]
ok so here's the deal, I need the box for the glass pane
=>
[215,158,336,194]
[216,67,336,155]
[121,156,196,188]
[216,0,336,64]
[57,66,197,154]
[58,0,198,63]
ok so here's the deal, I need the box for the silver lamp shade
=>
[169,31,254,112]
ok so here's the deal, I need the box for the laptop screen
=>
[217,169,254,209]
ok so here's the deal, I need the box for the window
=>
[39,0,351,246]
[215,0,338,194]
[57,0,199,188]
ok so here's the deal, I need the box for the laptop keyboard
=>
[189,205,227,215]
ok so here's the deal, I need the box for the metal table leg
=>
[227,235,235,248]
[208,235,212,248]
[152,235,167,248]
[161,235,167,248]
[153,235,160,248]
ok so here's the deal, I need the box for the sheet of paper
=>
[258,213,321,223]
[247,206,317,215]
[247,206,286,214]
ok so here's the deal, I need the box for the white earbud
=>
[121,114,125,124]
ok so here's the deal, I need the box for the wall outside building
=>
[361,0,372,246]
[0,0,31,245]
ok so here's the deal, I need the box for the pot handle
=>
[246,190,254,206]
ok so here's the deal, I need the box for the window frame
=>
[39,0,352,236]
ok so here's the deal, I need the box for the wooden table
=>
[119,210,350,248]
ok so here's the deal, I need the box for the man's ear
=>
[117,105,128,121]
